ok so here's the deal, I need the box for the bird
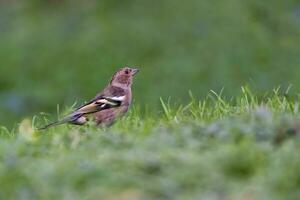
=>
[39,67,139,130]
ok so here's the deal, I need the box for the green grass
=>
[1,1,299,198]
[1,0,300,126]
[1,89,300,200]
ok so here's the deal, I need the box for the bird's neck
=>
[111,82,131,90]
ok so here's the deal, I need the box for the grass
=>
[1,0,300,126]
[1,89,300,199]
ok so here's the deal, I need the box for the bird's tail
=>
[38,120,66,130]
[38,113,84,130]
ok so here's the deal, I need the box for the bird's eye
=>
[124,70,129,74]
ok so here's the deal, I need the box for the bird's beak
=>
[132,68,139,75]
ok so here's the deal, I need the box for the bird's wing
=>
[64,86,127,124]
[74,95,125,115]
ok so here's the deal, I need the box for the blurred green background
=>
[1,0,300,127]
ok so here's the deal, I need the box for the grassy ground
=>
[1,89,300,200]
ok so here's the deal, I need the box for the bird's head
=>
[110,67,139,88]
